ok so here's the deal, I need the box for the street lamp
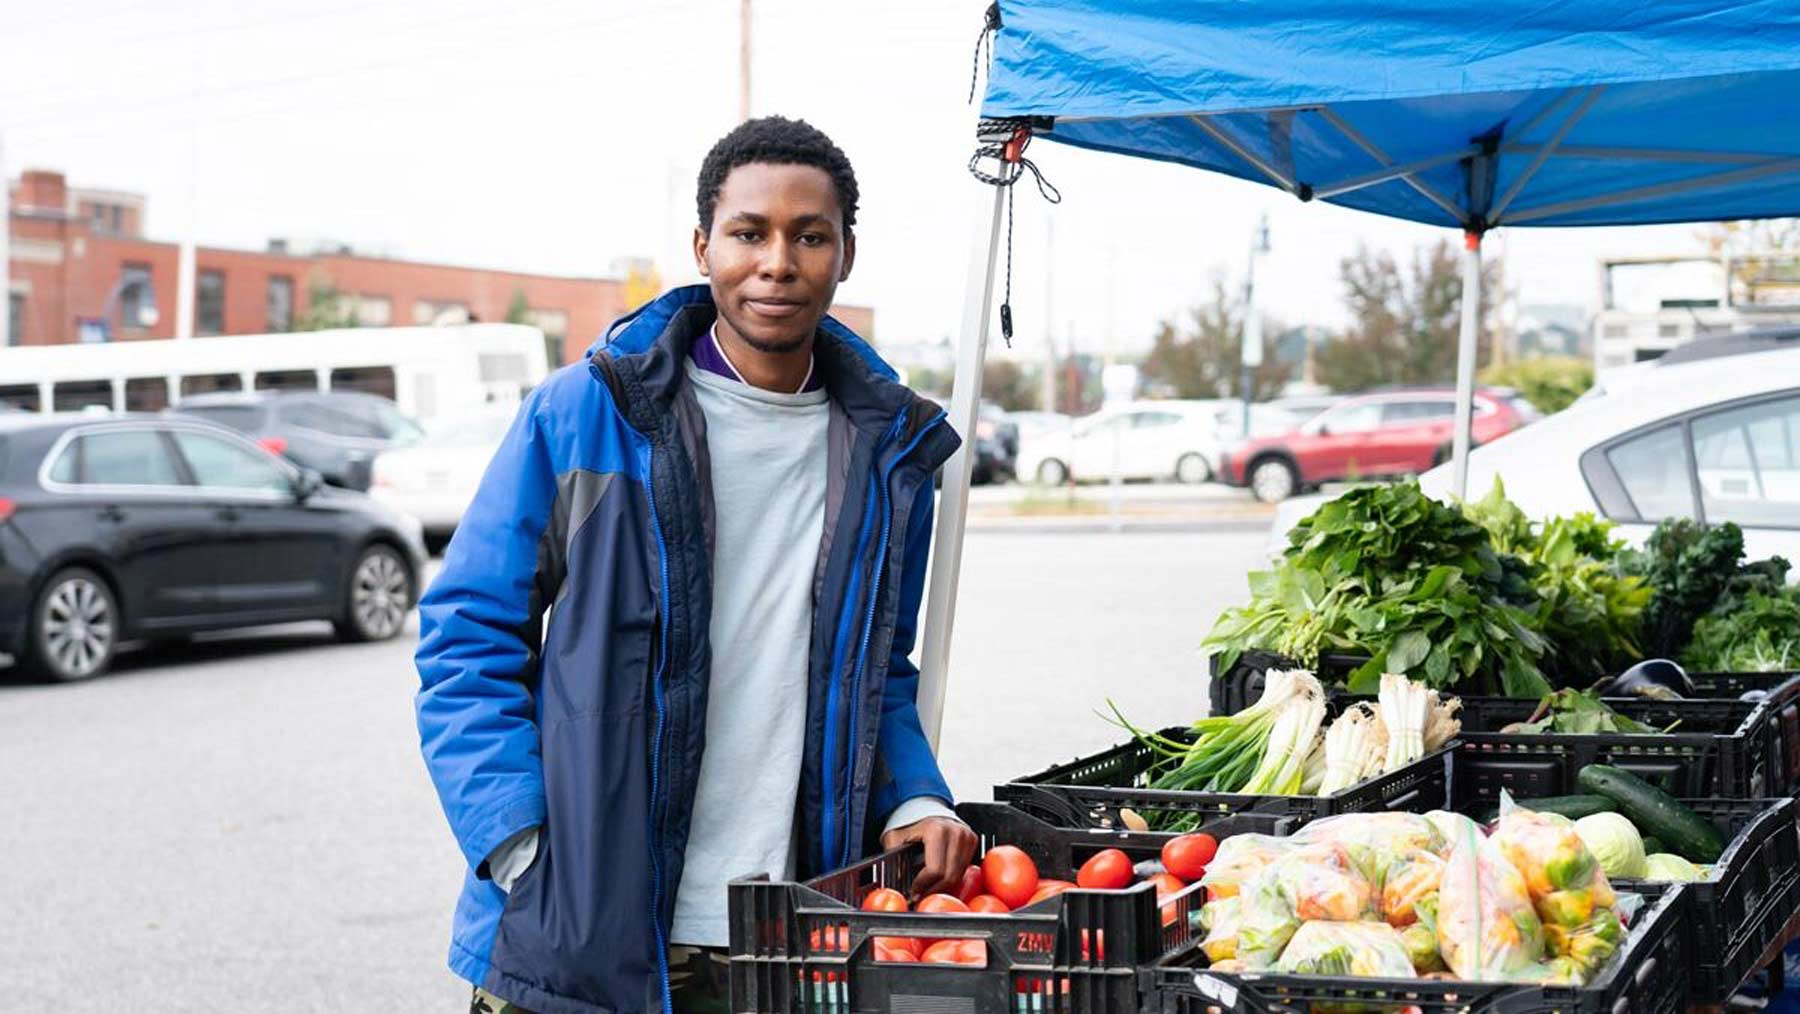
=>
[1241,214,1271,434]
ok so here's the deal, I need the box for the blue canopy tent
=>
[917,0,1800,743]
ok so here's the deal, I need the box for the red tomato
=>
[1148,872,1188,929]
[1161,833,1218,882]
[861,887,909,913]
[1078,929,1107,962]
[955,865,987,903]
[1027,880,1076,905]
[1077,849,1135,890]
[873,939,919,962]
[808,925,850,952]
[916,892,972,915]
[981,846,1041,910]
[922,940,987,965]
[967,894,1011,913]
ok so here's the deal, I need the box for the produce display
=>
[852,830,1222,964]
[1195,807,1647,986]
[1109,669,1460,804]
[1208,482,1797,697]
[1501,688,1667,735]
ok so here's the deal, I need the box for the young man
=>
[416,116,976,1014]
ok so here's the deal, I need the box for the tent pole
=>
[917,182,1008,751]
[1451,230,1482,499]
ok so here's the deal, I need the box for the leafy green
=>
[1205,480,1553,696]
[1619,520,1752,660]
[1467,482,1651,682]
[1683,588,1800,672]
[1514,689,1662,734]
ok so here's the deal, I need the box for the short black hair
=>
[696,116,859,235]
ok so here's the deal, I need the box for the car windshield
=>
[177,404,263,432]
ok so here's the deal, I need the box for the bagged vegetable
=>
[1199,897,1241,962]
[1275,920,1417,979]
[1199,833,1297,900]
[1544,908,1626,980]
[1377,848,1447,928]
[1237,842,1377,968]
[1436,816,1546,981]
[1400,920,1445,974]
[1491,805,1620,981]
[1424,810,1482,850]
[1296,811,1446,861]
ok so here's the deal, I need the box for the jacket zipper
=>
[837,409,946,867]
[819,441,884,873]
[644,450,674,1014]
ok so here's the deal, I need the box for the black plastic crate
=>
[1444,743,1800,1003]
[1145,883,1691,1014]
[998,720,1455,828]
[727,802,1289,1013]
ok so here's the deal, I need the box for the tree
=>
[1478,356,1593,414]
[1139,277,1292,400]
[981,359,1038,412]
[292,271,359,331]
[1315,240,1504,392]
[504,287,532,325]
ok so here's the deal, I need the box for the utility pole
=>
[1042,213,1057,412]
[1241,214,1270,433]
[0,130,10,348]
[739,0,752,122]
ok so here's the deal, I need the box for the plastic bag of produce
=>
[1237,842,1377,968]
[1377,848,1447,928]
[1490,806,1617,925]
[1544,907,1626,980]
[1199,833,1297,900]
[1436,815,1547,981]
[1424,810,1482,851]
[1274,920,1418,979]
[1199,896,1241,962]
[1295,811,1446,864]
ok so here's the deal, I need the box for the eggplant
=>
[1598,659,1693,700]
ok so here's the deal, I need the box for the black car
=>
[0,413,428,682]
[170,390,425,491]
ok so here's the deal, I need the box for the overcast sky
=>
[2,0,1712,359]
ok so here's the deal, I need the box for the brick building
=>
[7,169,875,367]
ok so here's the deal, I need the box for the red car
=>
[1220,388,1538,501]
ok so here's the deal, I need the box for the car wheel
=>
[26,567,119,683]
[1175,453,1212,484]
[1036,458,1070,486]
[335,544,413,643]
[1249,457,1298,503]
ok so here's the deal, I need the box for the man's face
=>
[694,162,855,355]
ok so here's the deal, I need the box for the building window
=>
[52,380,115,412]
[119,264,153,331]
[414,299,471,325]
[180,373,244,397]
[267,275,294,332]
[88,203,122,234]
[7,292,21,345]
[254,369,319,392]
[125,377,170,412]
[197,270,226,336]
[355,295,392,327]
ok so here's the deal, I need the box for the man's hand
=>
[880,816,979,899]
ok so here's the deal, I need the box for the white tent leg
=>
[1451,231,1482,499]
[917,183,1008,751]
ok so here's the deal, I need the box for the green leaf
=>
[1388,629,1431,673]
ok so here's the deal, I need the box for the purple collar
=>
[692,325,822,393]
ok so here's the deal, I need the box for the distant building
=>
[6,168,873,366]
[1591,253,1800,375]
[1515,303,1588,358]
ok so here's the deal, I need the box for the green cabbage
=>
[1573,813,1647,879]
[1642,853,1704,882]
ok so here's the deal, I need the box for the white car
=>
[1266,345,1800,562]
[1017,399,1232,485]
[369,407,517,547]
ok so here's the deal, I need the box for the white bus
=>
[0,323,553,420]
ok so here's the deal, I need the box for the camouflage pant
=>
[469,946,730,1013]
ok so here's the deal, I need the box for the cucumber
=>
[1577,764,1724,863]
[1474,794,1618,824]
[1641,836,1665,856]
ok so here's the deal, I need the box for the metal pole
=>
[738,0,752,122]
[917,182,1007,750]
[0,130,10,348]
[1451,231,1482,499]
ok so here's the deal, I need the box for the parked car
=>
[0,413,428,682]
[971,401,1019,485]
[1019,399,1237,486]
[1266,346,1800,563]
[1198,402,1317,482]
[1219,387,1538,502]
[369,407,517,550]
[169,390,426,491]
[1004,410,1073,441]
